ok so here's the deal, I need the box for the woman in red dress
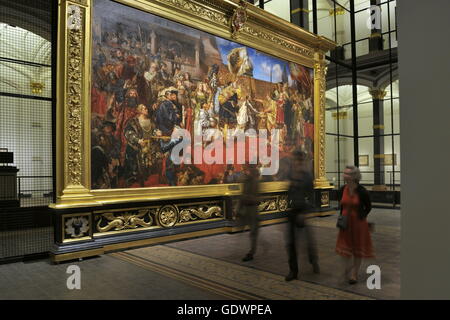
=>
[336,165,374,284]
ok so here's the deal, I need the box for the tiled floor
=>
[0,208,399,300]
[0,253,224,300]
[167,208,400,300]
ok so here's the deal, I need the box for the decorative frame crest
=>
[230,0,248,38]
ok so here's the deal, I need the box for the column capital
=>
[369,89,387,100]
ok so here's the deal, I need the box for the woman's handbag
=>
[336,214,348,230]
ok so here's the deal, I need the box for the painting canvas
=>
[90,0,315,189]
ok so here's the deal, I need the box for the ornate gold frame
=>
[52,0,335,209]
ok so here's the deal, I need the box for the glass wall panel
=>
[357,101,373,136]
[0,23,51,65]
[383,134,401,186]
[355,10,371,41]
[0,96,53,203]
[264,0,291,22]
[334,7,351,47]
[383,97,399,134]
[382,31,397,49]
[325,133,339,186]
[315,2,334,40]
[355,39,369,57]
[358,137,374,184]
[380,2,390,33]
[337,107,354,136]
[325,107,338,134]
[325,106,354,136]
[355,0,371,12]
[385,79,399,98]
[0,62,51,98]
[389,0,397,32]
[0,20,53,207]
[310,0,400,191]
[335,0,350,10]
[381,1,397,33]
[339,135,354,172]
[343,43,352,60]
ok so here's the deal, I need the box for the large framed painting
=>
[53,0,335,208]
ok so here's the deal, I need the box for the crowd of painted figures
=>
[90,30,314,189]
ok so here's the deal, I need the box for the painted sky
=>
[215,37,292,84]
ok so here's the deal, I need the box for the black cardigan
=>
[338,184,372,219]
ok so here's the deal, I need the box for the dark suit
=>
[286,169,318,275]
[237,171,260,256]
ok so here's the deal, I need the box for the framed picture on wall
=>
[359,155,369,167]
[384,154,397,166]
[53,0,334,207]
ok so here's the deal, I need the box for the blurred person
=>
[336,165,374,284]
[285,150,319,281]
[224,165,240,183]
[236,164,261,262]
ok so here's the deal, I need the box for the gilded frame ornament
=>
[52,0,335,209]
[62,212,93,243]
[93,200,225,237]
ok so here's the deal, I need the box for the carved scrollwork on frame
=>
[256,195,291,214]
[242,26,314,58]
[179,205,223,223]
[96,209,156,233]
[94,202,225,234]
[257,198,278,213]
[159,0,228,26]
[66,4,84,186]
